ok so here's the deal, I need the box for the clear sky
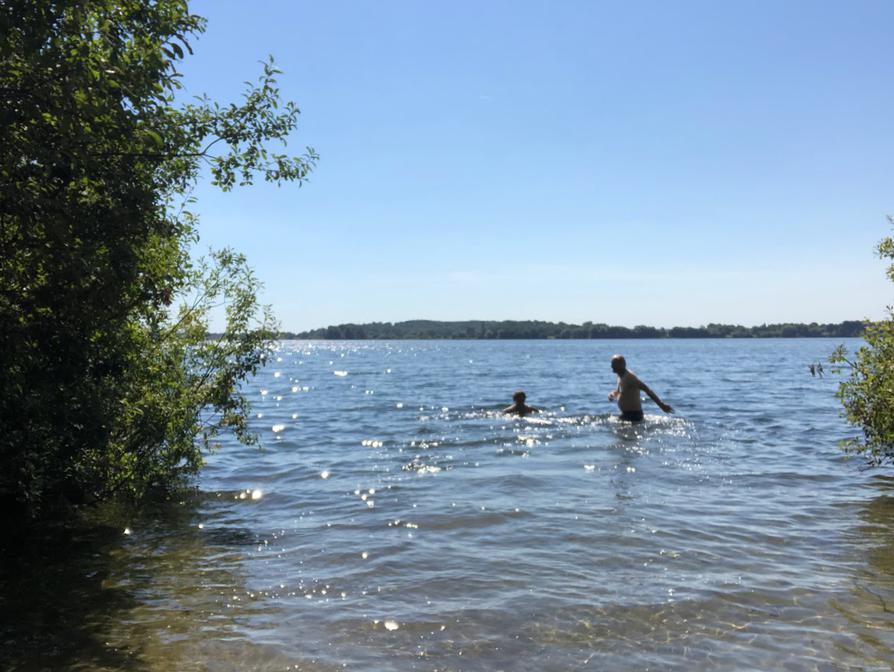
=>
[180,0,893,332]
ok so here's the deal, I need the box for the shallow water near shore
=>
[3,338,894,671]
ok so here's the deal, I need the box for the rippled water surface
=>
[4,339,894,671]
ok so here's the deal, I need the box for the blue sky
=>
[180,0,893,332]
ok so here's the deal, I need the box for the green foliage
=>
[0,0,315,517]
[289,319,866,340]
[831,218,894,465]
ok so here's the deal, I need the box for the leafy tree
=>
[0,0,316,517]
[831,220,894,465]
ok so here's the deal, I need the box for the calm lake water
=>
[3,339,894,671]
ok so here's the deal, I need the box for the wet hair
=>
[611,354,626,367]
[512,390,526,403]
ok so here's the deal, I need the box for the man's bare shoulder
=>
[624,371,644,387]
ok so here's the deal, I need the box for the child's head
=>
[512,390,526,403]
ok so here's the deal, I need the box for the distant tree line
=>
[283,319,866,340]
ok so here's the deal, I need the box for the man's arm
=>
[607,378,620,401]
[639,382,674,413]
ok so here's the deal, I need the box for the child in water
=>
[503,390,539,416]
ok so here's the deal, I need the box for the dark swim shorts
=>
[619,410,644,422]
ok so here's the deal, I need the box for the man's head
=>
[513,390,526,403]
[610,354,627,375]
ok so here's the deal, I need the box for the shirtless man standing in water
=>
[608,354,674,421]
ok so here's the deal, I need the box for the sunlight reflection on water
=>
[3,339,893,671]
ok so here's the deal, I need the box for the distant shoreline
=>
[275,319,866,340]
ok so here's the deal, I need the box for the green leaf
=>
[145,129,164,148]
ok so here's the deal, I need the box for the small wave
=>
[402,458,449,475]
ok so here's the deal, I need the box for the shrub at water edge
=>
[831,219,894,465]
[0,0,316,518]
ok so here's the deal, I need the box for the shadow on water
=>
[831,475,894,667]
[0,492,301,672]
[0,518,144,671]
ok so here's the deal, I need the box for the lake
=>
[3,338,894,671]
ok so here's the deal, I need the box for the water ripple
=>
[4,339,893,671]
